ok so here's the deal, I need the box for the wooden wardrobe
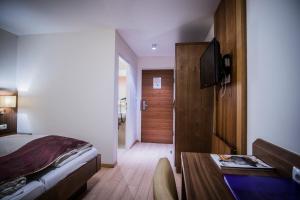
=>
[175,43,214,172]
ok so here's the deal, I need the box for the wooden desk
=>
[181,139,300,200]
[181,153,278,200]
[181,153,233,200]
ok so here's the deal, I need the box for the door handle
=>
[141,100,148,111]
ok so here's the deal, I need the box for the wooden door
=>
[141,70,174,144]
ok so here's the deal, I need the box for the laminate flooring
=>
[82,142,181,200]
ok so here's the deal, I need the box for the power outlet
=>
[293,166,300,184]
[0,124,7,130]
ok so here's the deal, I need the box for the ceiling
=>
[0,0,220,57]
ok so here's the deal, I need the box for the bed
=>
[0,134,101,200]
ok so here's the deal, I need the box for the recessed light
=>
[152,44,157,50]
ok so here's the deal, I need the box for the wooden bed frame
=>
[253,139,300,178]
[37,154,101,200]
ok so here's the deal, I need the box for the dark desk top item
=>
[224,174,300,200]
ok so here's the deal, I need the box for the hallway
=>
[82,143,181,200]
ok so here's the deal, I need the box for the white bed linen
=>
[1,181,45,200]
[39,147,97,190]
[54,145,92,167]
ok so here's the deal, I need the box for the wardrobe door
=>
[175,43,214,172]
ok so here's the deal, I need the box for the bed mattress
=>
[39,147,97,190]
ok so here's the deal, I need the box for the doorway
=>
[118,57,128,148]
[141,70,174,144]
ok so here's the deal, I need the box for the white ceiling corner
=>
[0,0,220,57]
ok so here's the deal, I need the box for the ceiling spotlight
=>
[152,44,157,50]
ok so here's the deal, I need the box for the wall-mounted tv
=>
[200,38,222,89]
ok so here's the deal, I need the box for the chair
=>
[153,158,179,200]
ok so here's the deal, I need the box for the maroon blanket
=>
[0,135,89,183]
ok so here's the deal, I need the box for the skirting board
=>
[129,140,139,149]
[101,161,117,168]
[100,140,139,168]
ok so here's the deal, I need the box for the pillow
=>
[53,143,92,167]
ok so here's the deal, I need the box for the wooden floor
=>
[82,142,181,200]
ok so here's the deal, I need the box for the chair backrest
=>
[153,158,179,200]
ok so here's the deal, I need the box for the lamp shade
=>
[0,96,17,108]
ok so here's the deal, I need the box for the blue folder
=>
[224,174,300,200]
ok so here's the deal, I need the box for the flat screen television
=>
[200,38,222,88]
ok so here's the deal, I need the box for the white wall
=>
[0,29,17,88]
[138,56,175,70]
[137,56,175,141]
[115,32,138,148]
[17,29,118,164]
[247,0,300,154]
[204,24,214,42]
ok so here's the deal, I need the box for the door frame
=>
[118,56,128,149]
[117,56,139,150]
[137,68,175,143]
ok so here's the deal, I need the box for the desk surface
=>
[181,153,278,200]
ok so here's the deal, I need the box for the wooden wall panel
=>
[236,0,247,155]
[213,0,247,154]
[211,135,234,154]
[175,43,214,172]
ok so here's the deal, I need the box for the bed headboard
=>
[253,139,300,178]
[0,88,18,136]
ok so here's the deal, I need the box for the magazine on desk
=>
[211,154,273,170]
